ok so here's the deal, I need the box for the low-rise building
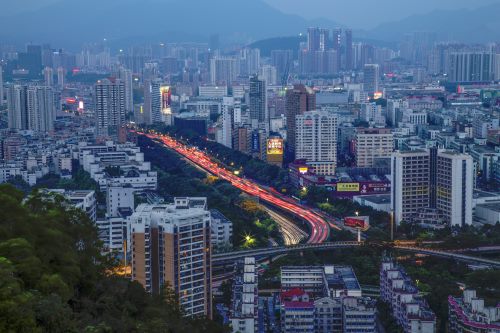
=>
[45,189,97,222]
[230,257,258,333]
[380,259,436,333]
[448,289,500,333]
[280,265,375,333]
[210,209,233,251]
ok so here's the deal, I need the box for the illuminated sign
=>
[304,119,313,126]
[344,217,367,229]
[160,86,171,114]
[337,183,360,192]
[298,167,309,174]
[267,138,284,155]
[373,91,383,99]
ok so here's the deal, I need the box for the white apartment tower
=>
[7,85,54,132]
[391,150,432,225]
[221,97,234,149]
[94,78,126,137]
[296,111,338,175]
[391,149,473,226]
[143,79,162,125]
[355,128,394,168]
[436,151,473,227]
[118,67,134,114]
[57,67,65,88]
[259,65,278,85]
[7,85,28,130]
[27,86,55,132]
[44,67,54,87]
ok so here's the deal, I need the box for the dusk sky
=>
[3,0,500,30]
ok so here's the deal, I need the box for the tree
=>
[0,185,228,332]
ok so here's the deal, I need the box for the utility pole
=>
[390,209,394,242]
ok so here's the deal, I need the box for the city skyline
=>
[1,0,500,47]
[0,1,499,332]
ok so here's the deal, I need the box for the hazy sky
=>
[263,0,500,29]
[2,0,500,30]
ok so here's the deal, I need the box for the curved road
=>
[143,132,330,243]
[261,205,307,245]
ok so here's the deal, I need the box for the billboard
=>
[267,138,284,155]
[298,167,309,174]
[337,183,360,192]
[344,216,369,230]
[160,86,171,114]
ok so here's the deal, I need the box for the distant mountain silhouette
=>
[367,3,500,42]
[1,0,498,49]
[0,0,339,49]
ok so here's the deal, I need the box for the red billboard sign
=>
[344,217,366,229]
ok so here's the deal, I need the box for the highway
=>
[211,242,500,268]
[143,132,330,243]
[261,205,307,245]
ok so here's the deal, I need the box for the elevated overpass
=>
[213,242,500,268]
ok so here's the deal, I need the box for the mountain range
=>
[0,0,498,49]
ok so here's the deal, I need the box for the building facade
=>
[129,198,212,318]
[296,111,338,176]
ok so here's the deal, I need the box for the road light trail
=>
[262,206,307,245]
[142,131,330,244]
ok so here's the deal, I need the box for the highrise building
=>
[259,65,277,85]
[391,150,432,225]
[240,48,260,76]
[271,50,293,82]
[296,111,338,175]
[447,52,495,82]
[355,128,394,168]
[285,85,316,154]
[233,126,251,154]
[333,28,342,67]
[230,257,258,333]
[210,57,238,84]
[27,86,55,132]
[7,85,54,132]
[0,65,4,105]
[345,29,353,70]
[436,151,474,227]
[160,85,172,125]
[363,64,379,94]
[143,79,161,125]
[307,27,321,52]
[18,45,42,78]
[391,149,473,227]
[249,75,267,129]
[495,54,500,80]
[221,97,234,148]
[319,28,330,52]
[94,78,126,137]
[57,67,65,88]
[7,85,29,130]
[129,198,212,318]
[118,67,134,114]
[44,67,54,87]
